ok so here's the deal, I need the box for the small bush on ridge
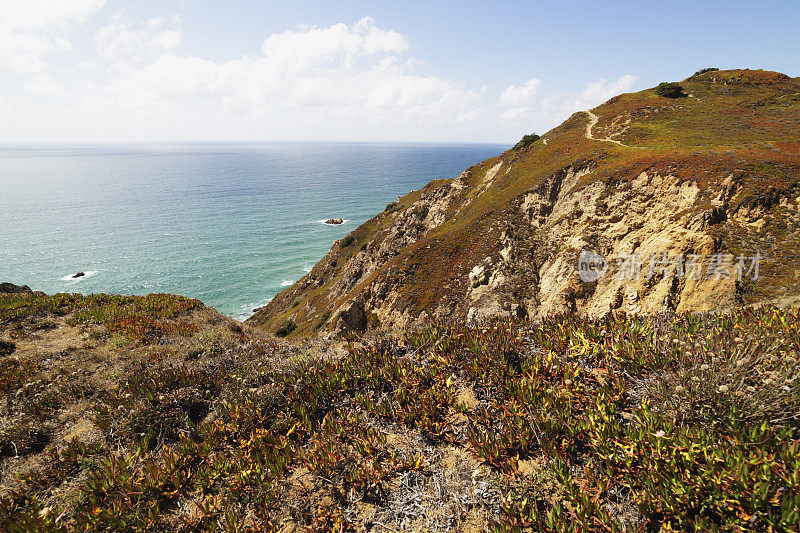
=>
[513,133,540,151]
[654,82,687,98]
[693,67,720,77]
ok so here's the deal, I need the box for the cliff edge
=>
[247,69,800,337]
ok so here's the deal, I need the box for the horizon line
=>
[0,139,514,146]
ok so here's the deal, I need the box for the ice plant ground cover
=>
[0,290,799,531]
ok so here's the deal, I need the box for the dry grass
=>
[638,334,799,430]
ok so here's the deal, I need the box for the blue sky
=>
[2,0,799,142]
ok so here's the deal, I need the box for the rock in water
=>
[325,218,344,225]
[72,272,85,278]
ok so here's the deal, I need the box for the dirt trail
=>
[583,110,632,147]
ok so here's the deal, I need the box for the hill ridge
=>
[247,69,800,337]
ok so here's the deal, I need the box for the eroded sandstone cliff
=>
[247,69,800,336]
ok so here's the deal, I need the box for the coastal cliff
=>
[3,70,800,531]
[247,69,800,337]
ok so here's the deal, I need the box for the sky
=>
[1,0,799,143]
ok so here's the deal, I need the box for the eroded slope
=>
[247,69,800,337]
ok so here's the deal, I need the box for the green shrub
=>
[339,234,355,249]
[513,133,540,151]
[693,67,720,77]
[384,201,401,213]
[275,319,297,338]
[654,82,686,98]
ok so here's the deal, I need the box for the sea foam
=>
[60,270,99,281]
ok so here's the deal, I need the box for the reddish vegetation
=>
[2,291,799,531]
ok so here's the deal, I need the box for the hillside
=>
[3,68,800,532]
[246,69,800,338]
[1,285,799,531]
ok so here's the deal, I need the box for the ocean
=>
[0,142,504,320]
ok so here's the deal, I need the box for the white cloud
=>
[23,72,68,97]
[553,75,638,114]
[579,74,638,106]
[498,78,541,107]
[83,17,484,137]
[0,0,105,72]
[2,0,104,30]
[260,17,408,72]
[500,74,638,126]
[498,78,542,120]
[94,14,181,66]
[0,8,637,143]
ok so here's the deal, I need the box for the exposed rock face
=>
[325,218,344,225]
[247,70,800,336]
[0,283,32,293]
[492,168,737,319]
[334,299,367,335]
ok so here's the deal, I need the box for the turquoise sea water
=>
[0,143,504,319]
